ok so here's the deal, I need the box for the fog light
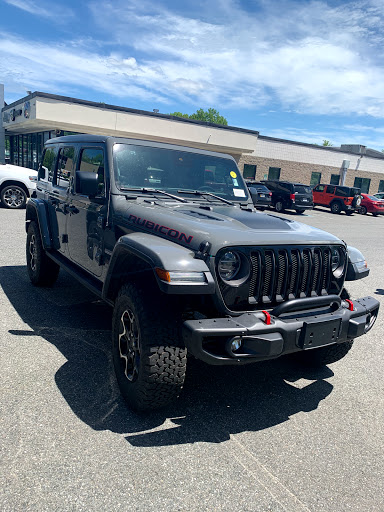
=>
[231,338,242,352]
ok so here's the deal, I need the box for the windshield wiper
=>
[119,187,187,203]
[177,189,235,205]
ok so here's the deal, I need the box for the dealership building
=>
[1,86,384,194]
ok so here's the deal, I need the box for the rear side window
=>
[55,146,75,189]
[294,185,312,194]
[39,147,57,182]
[78,148,105,196]
[335,187,349,197]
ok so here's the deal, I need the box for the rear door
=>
[66,146,106,278]
[325,185,336,205]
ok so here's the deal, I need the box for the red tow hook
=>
[345,299,354,311]
[261,310,272,325]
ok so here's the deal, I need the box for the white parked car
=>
[0,164,38,209]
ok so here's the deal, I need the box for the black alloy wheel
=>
[330,201,342,214]
[275,200,284,213]
[112,283,187,411]
[26,221,60,286]
[360,205,367,215]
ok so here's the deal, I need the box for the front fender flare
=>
[103,232,215,299]
[346,245,370,281]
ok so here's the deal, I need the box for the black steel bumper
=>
[182,296,380,365]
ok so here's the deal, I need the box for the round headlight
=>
[218,251,241,281]
[331,247,342,274]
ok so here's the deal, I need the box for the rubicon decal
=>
[128,215,193,244]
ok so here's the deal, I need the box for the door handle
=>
[64,204,79,214]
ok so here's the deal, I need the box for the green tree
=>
[169,108,228,126]
[322,140,333,146]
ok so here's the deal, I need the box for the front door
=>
[66,147,106,278]
[48,146,75,254]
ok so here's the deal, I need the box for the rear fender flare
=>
[25,199,57,250]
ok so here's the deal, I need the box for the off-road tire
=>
[112,283,187,412]
[26,221,60,286]
[360,205,367,215]
[275,201,284,213]
[293,289,354,367]
[330,201,342,214]
[1,185,27,209]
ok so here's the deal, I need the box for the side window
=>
[316,185,325,192]
[78,148,105,196]
[326,185,335,194]
[39,147,57,182]
[335,187,347,197]
[55,146,75,189]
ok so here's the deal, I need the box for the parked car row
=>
[1,163,384,219]
[246,180,384,217]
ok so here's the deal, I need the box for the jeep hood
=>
[114,198,343,255]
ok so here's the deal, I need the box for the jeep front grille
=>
[217,245,345,312]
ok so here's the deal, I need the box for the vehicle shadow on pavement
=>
[1,265,334,447]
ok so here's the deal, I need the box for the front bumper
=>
[182,296,379,365]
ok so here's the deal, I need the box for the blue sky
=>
[1,0,384,150]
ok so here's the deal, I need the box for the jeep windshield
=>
[113,143,249,203]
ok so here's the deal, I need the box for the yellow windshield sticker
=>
[230,171,237,178]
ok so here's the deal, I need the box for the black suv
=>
[25,135,379,411]
[246,181,272,210]
[262,180,314,213]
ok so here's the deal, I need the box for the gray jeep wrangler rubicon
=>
[26,135,380,411]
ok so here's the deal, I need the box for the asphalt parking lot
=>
[1,205,383,512]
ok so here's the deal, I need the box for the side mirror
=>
[76,171,99,197]
[38,165,47,181]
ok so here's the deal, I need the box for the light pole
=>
[0,84,5,165]
[340,159,350,186]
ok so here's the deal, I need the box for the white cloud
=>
[4,0,74,20]
[2,0,384,121]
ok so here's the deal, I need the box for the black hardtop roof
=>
[318,183,358,190]
[45,134,236,160]
[262,180,310,186]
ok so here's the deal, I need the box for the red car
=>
[359,193,384,216]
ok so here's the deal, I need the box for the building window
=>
[330,174,340,185]
[379,180,384,192]
[5,136,10,162]
[310,172,321,186]
[268,167,281,180]
[354,177,371,194]
[243,164,256,180]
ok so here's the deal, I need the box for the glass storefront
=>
[5,131,79,170]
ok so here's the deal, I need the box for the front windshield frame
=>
[112,143,250,203]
